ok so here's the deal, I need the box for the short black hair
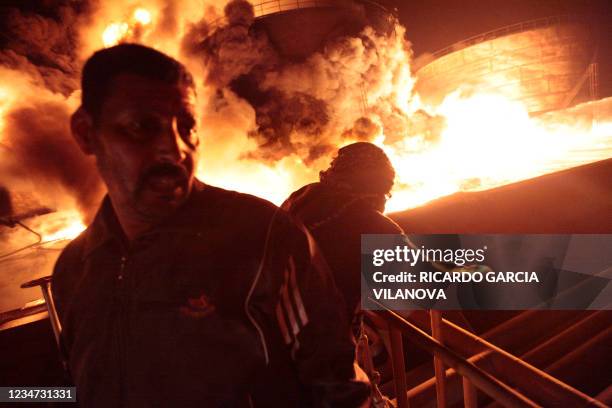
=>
[320,142,395,196]
[81,43,195,119]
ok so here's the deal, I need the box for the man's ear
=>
[70,107,95,155]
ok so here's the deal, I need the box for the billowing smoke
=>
[0,2,89,95]
[0,0,444,216]
[188,0,439,165]
[3,99,102,215]
[0,67,103,221]
[0,0,246,222]
[0,1,105,222]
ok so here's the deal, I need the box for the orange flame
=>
[102,8,153,47]
[102,22,130,47]
[383,93,612,212]
[133,8,152,25]
[38,211,87,242]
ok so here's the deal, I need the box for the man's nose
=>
[153,118,187,162]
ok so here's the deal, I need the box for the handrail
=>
[366,305,609,407]
[430,310,448,407]
[366,304,541,408]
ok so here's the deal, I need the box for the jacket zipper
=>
[117,255,128,406]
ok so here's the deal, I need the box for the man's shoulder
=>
[368,209,404,234]
[281,183,319,211]
[56,232,87,268]
[191,183,293,233]
[195,183,279,218]
[52,232,88,293]
[342,205,404,234]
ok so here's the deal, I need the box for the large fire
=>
[383,92,612,210]
[0,1,611,244]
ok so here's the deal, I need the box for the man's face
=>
[90,73,199,219]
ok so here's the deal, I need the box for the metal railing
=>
[365,302,608,408]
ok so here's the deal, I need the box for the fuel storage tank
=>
[414,14,609,114]
[249,0,395,60]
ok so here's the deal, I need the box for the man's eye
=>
[178,118,198,146]
[120,118,159,140]
[128,120,143,133]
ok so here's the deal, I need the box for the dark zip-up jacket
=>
[52,181,369,407]
[282,183,404,316]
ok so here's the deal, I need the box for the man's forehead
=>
[103,73,196,111]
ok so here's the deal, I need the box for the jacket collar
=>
[81,195,125,259]
[81,180,209,259]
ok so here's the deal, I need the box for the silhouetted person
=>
[282,142,404,318]
[282,143,403,398]
[52,44,369,407]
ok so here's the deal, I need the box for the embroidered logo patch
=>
[179,293,216,318]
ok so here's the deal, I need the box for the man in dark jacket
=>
[52,43,369,407]
[282,142,404,317]
[282,143,404,395]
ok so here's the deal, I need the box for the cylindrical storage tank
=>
[250,0,395,60]
[414,16,601,114]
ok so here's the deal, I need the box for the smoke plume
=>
[0,1,104,221]
[0,2,90,95]
[187,0,439,167]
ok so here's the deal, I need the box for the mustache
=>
[138,162,189,187]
